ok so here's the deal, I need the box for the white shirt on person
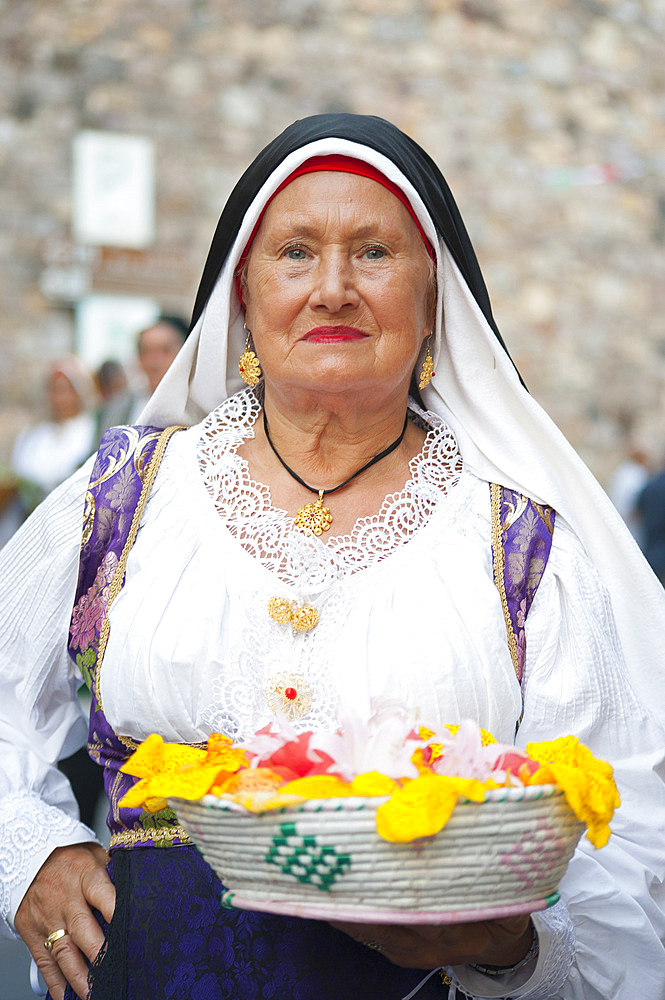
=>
[0,389,663,999]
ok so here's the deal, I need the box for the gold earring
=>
[239,328,262,387]
[418,339,435,390]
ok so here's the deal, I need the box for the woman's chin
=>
[266,370,410,409]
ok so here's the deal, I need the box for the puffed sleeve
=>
[450,513,665,999]
[0,459,99,937]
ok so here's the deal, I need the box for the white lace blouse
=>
[1,389,663,1000]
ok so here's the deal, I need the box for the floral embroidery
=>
[70,551,118,651]
[516,597,527,672]
[75,647,97,691]
[106,461,143,513]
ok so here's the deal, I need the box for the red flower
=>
[260,732,336,778]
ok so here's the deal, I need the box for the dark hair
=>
[95,359,126,389]
[137,314,189,350]
[156,314,189,340]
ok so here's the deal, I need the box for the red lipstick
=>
[302,325,369,343]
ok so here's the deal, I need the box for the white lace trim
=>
[446,900,574,999]
[196,387,464,590]
[0,794,94,934]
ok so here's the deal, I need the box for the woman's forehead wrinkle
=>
[261,199,417,248]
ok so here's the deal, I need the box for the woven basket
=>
[170,785,584,924]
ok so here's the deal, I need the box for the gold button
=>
[268,597,319,631]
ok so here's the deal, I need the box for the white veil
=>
[140,138,665,720]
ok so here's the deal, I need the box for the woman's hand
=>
[330,913,533,971]
[15,843,115,1000]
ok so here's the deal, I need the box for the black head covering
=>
[189,113,517,373]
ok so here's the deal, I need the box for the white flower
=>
[312,698,424,782]
[427,719,522,783]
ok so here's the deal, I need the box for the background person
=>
[0,115,664,1000]
[93,360,128,407]
[0,355,97,547]
[96,314,188,436]
[607,444,650,547]
[636,463,665,586]
[10,355,97,509]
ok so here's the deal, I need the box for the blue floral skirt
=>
[53,844,448,1000]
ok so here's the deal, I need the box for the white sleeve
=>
[450,514,665,999]
[0,459,99,937]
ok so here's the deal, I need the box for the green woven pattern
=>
[265,822,352,892]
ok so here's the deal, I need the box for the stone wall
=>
[1,0,664,483]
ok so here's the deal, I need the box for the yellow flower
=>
[526,736,620,848]
[376,774,487,843]
[279,775,353,799]
[350,771,399,797]
[443,724,497,746]
[120,764,231,813]
[118,733,249,813]
[120,733,207,778]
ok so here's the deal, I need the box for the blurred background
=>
[0,0,664,992]
[1,0,664,486]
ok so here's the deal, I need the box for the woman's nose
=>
[308,254,360,312]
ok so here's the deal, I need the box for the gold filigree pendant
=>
[238,348,262,387]
[418,347,435,390]
[266,672,313,721]
[267,596,294,625]
[294,490,333,535]
[268,597,320,632]
[291,605,320,632]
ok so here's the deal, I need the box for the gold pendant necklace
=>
[293,489,334,536]
[263,409,408,534]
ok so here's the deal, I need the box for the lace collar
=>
[197,388,465,588]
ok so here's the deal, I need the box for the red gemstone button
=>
[284,687,297,700]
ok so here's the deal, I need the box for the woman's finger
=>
[61,899,107,967]
[31,942,76,1000]
[48,930,91,1000]
[79,844,116,925]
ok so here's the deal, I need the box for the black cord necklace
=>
[263,409,409,536]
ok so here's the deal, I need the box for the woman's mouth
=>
[301,326,369,343]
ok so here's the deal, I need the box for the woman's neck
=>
[259,384,414,489]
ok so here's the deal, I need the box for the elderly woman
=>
[1,115,664,1000]
[10,356,97,508]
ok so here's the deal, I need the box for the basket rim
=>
[170,782,564,816]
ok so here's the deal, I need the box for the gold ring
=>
[44,928,67,952]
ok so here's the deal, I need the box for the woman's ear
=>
[425,257,437,331]
[240,269,250,307]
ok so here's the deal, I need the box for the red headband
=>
[235,154,435,306]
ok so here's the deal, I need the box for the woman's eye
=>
[284,246,308,260]
[362,245,386,260]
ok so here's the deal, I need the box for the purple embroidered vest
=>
[490,483,556,685]
[68,427,555,850]
[67,424,191,850]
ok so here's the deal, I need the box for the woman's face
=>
[243,171,433,406]
[49,372,82,422]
